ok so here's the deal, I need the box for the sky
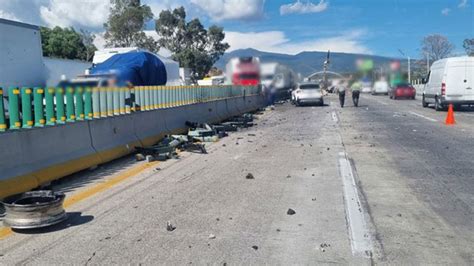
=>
[0,0,472,58]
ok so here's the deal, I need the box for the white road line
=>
[332,111,339,123]
[409,111,437,122]
[338,152,373,258]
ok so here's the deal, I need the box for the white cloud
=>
[0,10,19,21]
[39,0,110,28]
[280,0,328,15]
[458,0,468,8]
[441,8,451,16]
[190,0,265,21]
[224,30,371,55]
[93,30,172,58]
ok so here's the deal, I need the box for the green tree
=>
[155,7,230,80]
[103,0,156,51]
[420,34,454,62]
[79,29,98,62]
[40,26,90,61]
[463,38,474,56]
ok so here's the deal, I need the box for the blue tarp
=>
[90,51,167,86]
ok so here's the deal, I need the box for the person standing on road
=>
[338,85,347,108]
[351,81,362,107]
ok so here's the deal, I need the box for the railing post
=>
[55,87,66,124]
[8,87,21,130]
[99,87,107,117]
[125,87,131,113]
[139,86,145,111]
[84,87,93,120]
[107,87,113,116]
[75,87,85,120]
[45,87,56,125]
[119,87,126,114]
[33,87,45,127]
[113,87,120,115]
[144,86,150,111]
[65,87,75,122]
[21,87,33,128]
[0,87,6,132]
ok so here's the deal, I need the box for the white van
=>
[372,80,389,95]
[422,57,474,111]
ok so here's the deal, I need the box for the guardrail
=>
[0,85,260,132]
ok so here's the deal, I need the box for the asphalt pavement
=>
[0,94,472,264]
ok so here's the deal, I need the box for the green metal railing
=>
[0,85,260,132]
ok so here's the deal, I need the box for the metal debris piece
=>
[252,245,259,250]
[246,173,255,179]
[0,203,5,221]
[167,221,176,231]
[2,190,67,229]
[186,121,219,142]
[287,208,296,215]
[208,234,216,239]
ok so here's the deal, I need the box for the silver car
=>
[292,82,324,106]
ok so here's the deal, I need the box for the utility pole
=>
[323,50,330,91]
[398,49,411,83]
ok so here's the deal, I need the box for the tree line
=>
[40,0,229,80]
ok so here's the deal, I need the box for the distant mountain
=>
[214,48,397,77]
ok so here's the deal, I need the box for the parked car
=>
[372,81,389,95]
[389,83,416,100]
[422,57,474,111]
[292,82,324,106]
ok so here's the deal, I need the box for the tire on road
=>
[422,95,429,108]
[435,97,445,111]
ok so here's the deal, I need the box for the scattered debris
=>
[397,213,402,217]
[312,198,317,201]
[327,147,330,151]
[286,175,291,178]
[287,208,296,215]
[135,153,146,161]
[248,133,256,137]
[252,245,259,250]
[166,221,176,232]
[246,173,255,179]
[146,155,155,162]
[208,234,216,239]
[276,228,281,232]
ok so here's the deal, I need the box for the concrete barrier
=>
[131,110,167,147]
[161,106,189,135]
[226,97,241,117]
[88,115,141,163]
[214,100,230,122]
[26,122,101,185]
[0,95,265,199]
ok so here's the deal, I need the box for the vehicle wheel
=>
[434,97,444,111]
[422,95,428,108]
[296,100,300,106]
[320,100,324,106]
[393,95,397,100]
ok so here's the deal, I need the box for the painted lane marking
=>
[338,152,374,258]
[332,111,339,123]
[409,111,437,122]
[0,161,159,240]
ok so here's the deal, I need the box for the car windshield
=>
[300,84,320,90]
[239,73,259,80]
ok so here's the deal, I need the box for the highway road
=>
[0,94,473,264]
